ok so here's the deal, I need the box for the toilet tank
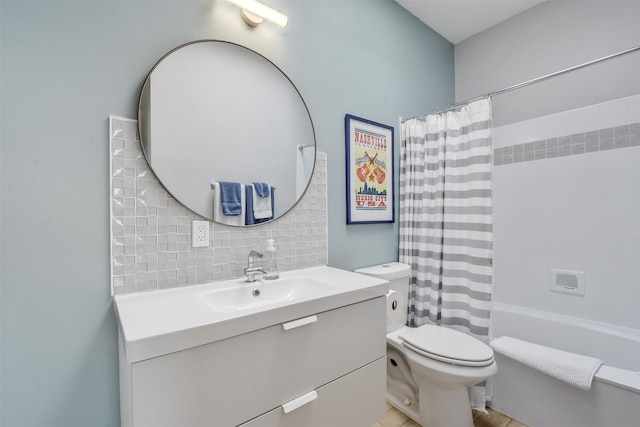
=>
[354,262,411,297]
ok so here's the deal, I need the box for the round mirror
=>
[138,40,316,225]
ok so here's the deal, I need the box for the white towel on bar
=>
[490,336,603,391]
[251,184,272,220]
[213,183,246,226]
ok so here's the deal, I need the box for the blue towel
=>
[246,186,275,225]
[252,182,270,197]
[219,181,242,216]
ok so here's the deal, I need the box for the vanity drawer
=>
[129,296,385,427]
[239,357,386,427]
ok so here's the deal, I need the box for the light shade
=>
[226,0,288,27]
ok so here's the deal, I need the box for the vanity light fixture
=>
[226,0,288,27]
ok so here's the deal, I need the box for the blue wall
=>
[0,1,452,425]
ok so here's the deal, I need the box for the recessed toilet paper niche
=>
[549,269,585,296]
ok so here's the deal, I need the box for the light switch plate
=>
[192,220,210,248]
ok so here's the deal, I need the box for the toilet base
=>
[417,380,475,427]
[386,391,421,426]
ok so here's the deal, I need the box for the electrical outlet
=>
[192,220,210,248]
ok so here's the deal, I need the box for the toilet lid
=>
[401,325,494,367]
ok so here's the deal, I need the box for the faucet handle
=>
[245,250,265,281]
[246,250,263,267]
[244,266,266,282]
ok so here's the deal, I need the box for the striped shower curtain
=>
[399,98,493,409]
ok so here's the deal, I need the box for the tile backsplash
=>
[110,116,328,295]
[494,122,639,166]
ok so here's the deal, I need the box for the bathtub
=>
[490,302,640,427]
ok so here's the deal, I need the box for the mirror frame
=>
[137,40,317,226]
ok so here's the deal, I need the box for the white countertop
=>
[114,265,388,363]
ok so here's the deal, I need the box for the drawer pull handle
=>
[282,315,317,331]
[281,390,318,414]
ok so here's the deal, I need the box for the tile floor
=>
[371,402,530,427]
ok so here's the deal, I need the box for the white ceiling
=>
[395,0,547,44]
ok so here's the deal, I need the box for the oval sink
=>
[199,277,337,313]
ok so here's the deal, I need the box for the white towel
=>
[490,336,603,391]
[213,183,246,226]
[252,184,272,220]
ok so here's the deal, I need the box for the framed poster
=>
[345,114,394,224]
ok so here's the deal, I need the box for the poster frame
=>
[344,114,394,224]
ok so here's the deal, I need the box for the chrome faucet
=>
[244,250,266,282]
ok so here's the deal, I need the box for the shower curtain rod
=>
[401,45,640,123]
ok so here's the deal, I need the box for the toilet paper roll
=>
[386,290,406,328]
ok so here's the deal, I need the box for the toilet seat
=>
[401,325,494,367]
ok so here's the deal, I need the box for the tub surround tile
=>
[523,150,536,161]
[494,149,503,166]
[110,116,328,295]
[600,137,615,150]
[571,143,585,155]
[495,122,639,166]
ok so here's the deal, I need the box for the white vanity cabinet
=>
[118,295,386,427]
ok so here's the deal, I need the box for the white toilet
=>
[355,262,498,427]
